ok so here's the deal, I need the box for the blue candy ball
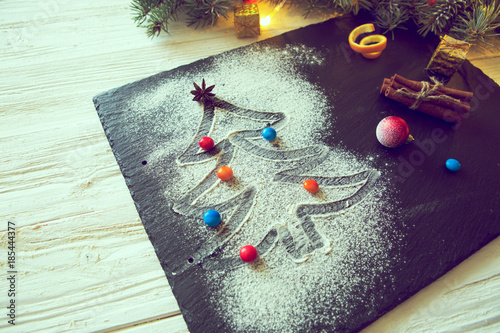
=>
[445,158,461,172]
[203,210,221,227]
[262,127,277,141]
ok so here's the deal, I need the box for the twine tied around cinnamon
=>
[395,77,461,110]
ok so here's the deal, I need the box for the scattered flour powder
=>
[127,44,401,332]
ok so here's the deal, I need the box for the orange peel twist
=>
[348,24,387,59]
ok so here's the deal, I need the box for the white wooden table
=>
[1,1,499,332]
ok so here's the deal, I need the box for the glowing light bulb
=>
[260,0,287,27]
[261,15,272,26]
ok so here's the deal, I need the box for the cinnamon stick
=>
[392,74,473,102]
[383,85,463,124]
[389,77,470,114]
[380,78,391,94]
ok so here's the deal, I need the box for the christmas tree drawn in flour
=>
[172,81,380,275]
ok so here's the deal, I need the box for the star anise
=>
[190,79,215,103]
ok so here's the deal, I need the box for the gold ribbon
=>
[440,36,471,53]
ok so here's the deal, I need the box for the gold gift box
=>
[234,4,260,38]
[426,35,471,78]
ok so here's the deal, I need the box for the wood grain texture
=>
[0,0,499,332]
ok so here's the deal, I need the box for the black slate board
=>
[94,14,500,333]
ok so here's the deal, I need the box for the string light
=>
[260,0,288,26]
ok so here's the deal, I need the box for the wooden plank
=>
[112,314,189,333]
[363,236,500,332]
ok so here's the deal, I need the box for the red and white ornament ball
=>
[376,116,411,148]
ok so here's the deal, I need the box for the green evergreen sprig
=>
[131,0,183,37]
[131,0,500,45]
[415,0,467,37]
[374,0,412,38]
[185,0,233,28]
[450,1,500,44]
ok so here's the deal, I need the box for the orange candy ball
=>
[217,166,233,181]
[303,179,319,193]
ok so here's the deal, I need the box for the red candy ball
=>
[217,166,233,181]
[199,136,214,150]
[240,245,258,262]
[376,116,410,148]
[303,179,319,193]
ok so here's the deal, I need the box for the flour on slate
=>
[127,44,400,332]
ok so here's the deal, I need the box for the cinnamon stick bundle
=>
[380,74,473,124]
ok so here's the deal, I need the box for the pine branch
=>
[144,0,183,37]
[450,0,500,44]
[289,0,336,18]
[185,0,233,28]
[334,0,373,14]
[415,0,467,37]
[130,0,500,42]
[131,0,163,25]
[288,0,372,19]
[374,0,411,39]
[352,0,374,14]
